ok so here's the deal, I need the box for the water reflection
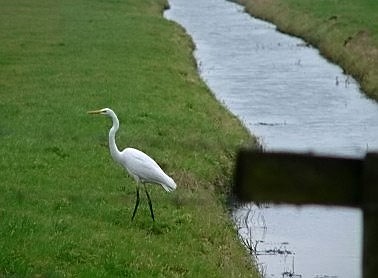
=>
[165,0,377,277]
[233,204,362,277]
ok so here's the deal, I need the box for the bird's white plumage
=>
[88,107,176,221]
[120,147,176,192]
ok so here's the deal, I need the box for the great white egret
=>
[88,108,176,221]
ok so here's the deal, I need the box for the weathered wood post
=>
[234,151,378,278]
[362,153,378,278]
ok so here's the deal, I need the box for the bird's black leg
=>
[131,186,140,221]
[144,184,155,221]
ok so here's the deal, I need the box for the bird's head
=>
[87,108,113,116]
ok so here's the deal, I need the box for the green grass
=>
[287,0,378,42]
[0,0,259,276]
[236,0,378,100]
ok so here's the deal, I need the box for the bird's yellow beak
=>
[87,109,102,114]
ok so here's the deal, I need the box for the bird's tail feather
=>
[160,175,177,192]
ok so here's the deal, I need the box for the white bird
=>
[88,108,176,221]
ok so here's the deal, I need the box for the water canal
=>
[164,0,378,277]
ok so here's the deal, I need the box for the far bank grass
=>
[0,0,258,276]
[236,0,378,100]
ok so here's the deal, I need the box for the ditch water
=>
[164,0,378,277]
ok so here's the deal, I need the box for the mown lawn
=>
[0,0,259,276]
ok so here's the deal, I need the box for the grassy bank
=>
[235,0,378,100]
[0,0,259,276]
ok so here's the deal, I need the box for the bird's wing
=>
[121,148,169,185]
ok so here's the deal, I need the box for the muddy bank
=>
[233,0,378,100]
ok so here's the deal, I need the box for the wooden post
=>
[362,153,378,278]
[233,150,378,278]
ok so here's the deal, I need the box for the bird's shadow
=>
[132,219,173,235]
[105,206,173,235]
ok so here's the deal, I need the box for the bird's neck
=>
[108,112,122,163]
